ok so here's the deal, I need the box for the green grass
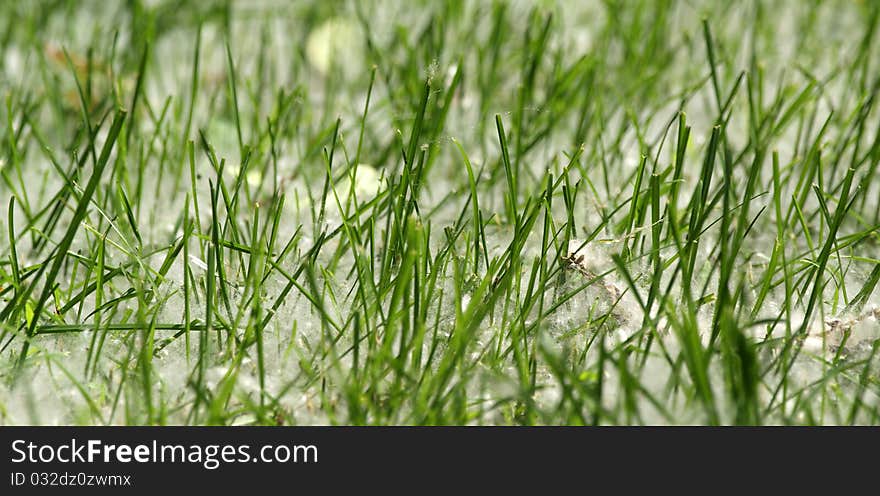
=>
[1,0,880,425]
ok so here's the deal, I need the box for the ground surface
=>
[1,0,880,425]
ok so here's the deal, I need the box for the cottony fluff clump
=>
[803,306,880,354]
[305,17,363,79]
[563,239,644,341]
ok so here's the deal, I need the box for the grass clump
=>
[1,0,880,425]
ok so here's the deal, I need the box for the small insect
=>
[561,253,591,277]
